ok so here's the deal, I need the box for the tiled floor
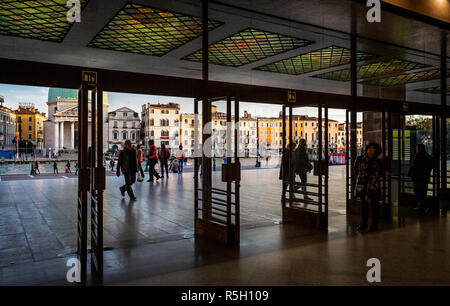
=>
[1,166,449,285]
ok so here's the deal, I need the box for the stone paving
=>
[0,166,347,268]
[0,165,449,285]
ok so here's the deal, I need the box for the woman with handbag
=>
[354,142,384,232]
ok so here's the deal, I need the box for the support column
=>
[440,31,447,193]
[350,33,358,201]
[71,122,75,149]
[54,121,59,151]
[60,122,64,150]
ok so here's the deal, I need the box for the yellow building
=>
[15,103,47,150]
[258,115,340,151]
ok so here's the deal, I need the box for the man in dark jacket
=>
[409,144,433,213]
[117,140,138,201]
[158,143,170,178]
[295,139,313,201]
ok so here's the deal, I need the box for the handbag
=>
[354,174,365,199]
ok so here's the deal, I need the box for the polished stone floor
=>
[0,166,449,285]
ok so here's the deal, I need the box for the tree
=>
[406,116,432,130]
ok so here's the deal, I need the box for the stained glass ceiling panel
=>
[0,0,89,42]
[254,46,378,75]
[311,58,431,81]
[183,28,313,67]
[361,69,450,86]
[414,85,450,95]
[88,3,223,57]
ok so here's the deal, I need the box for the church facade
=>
[43,88,109,155]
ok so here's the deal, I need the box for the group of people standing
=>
[281,139,434,233]
[279,139,313,201]
[116,140,186,201]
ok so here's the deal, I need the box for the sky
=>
[0,84,350,122]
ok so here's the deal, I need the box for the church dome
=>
[48,88,109,106]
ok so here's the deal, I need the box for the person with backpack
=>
[147,140,161,182]
[408,144,433,213]
[136,145,145,179]
[158,143,170,179]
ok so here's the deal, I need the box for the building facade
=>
[15,103,47,150]
[180,113,199,157]
[239,111,258,157]
[43,88,109,156]
[337,123,364,152]
[179,108,258,158]
[107,107,141,150]
[0,97,16,151]
[141,103,180,150]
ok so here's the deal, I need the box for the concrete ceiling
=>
[0,0,447,105]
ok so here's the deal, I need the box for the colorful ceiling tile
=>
[254,46,378,75]
[88,3,222,57]
[0,0,89,42]
[414,85,450,95]
[311,58,430,81]
[182,28,313,67]
[361,69,450,86]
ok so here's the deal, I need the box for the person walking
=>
[137,145,145,179]
[147,140,161,182]
[409,144,433,213]
[66,160,71,173]
[53,160,58,174]
[279,142,296,182]
[30,162,36,176]
[117,140,138,201]
[158,143,170,179]
[176,145,185,174]
[354,142,384,232]
[295,139,313,201]
[34,161,40,175]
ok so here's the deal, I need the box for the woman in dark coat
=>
[279,142,296,182]
[354,142,384,232]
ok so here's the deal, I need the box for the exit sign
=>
[288,90,296,103]
[82,70,97,85]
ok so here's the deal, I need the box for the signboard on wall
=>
[82,70,97,86]
[288,91,296,103]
